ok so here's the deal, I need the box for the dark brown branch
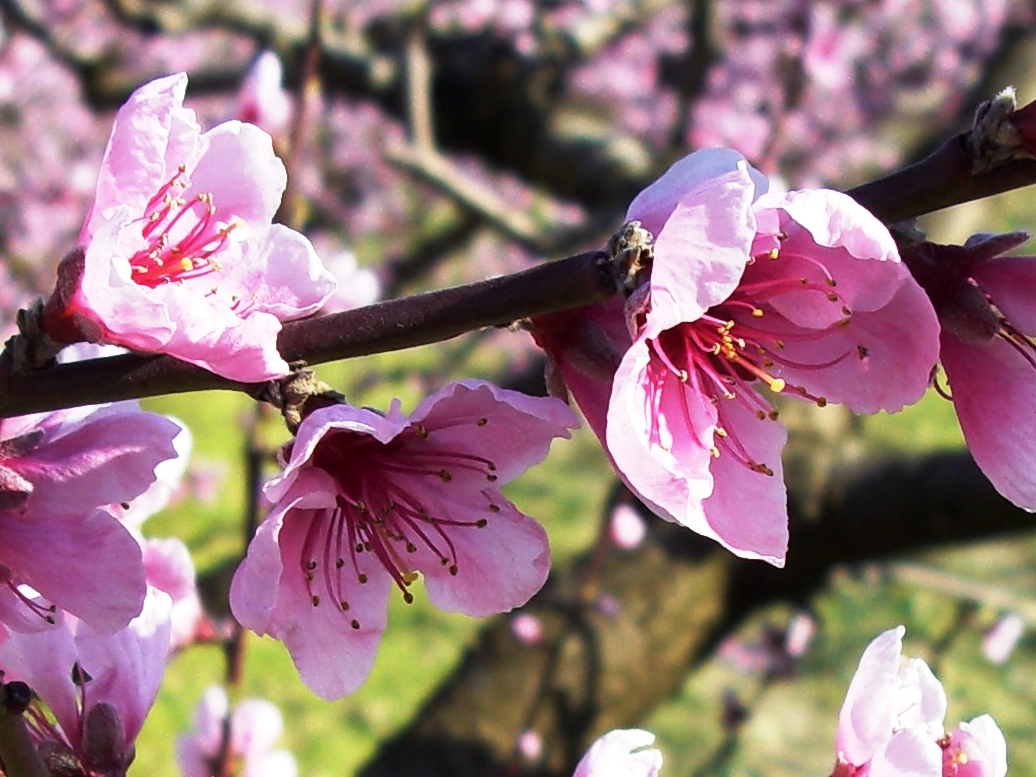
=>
[0,249,614,418]
[847,132,1036,224]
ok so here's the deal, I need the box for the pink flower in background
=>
[510,612,544,645]
[142,537,205,650]
[315,245,382,314]
[230,380,577,699]
[42,72,336,382]
[177,686,297,777]
[901,232,1036,510]
[982,613,1025,664]
[535,149,939,566]
[608,502,647,549]
[236,51,292,139]
[573,729,663,777]
[0,587,172,777]
[0,404,180,633]
[834,626,1007,777]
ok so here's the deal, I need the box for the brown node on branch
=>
[261,363,345,434]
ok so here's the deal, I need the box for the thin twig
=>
[405,16,435,151]
[886,561,1036,620]
[384,141,544,245]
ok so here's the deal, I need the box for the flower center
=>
[646,238,862,474]
[300,420,498,629]
[939,734,988,777]
[127,166,241,289]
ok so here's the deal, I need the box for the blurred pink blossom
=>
[982,614,1025,665]
[41,72,336,381]
[0,404,180,634]
[784,611,816,659]
[0,586,172,777]
[142,537,205,650]
[834,626,1007,777]
[901,232,1036,509]
[573,729,663,777]
[608,502,647,549]
[230,380,577,699]
[309,243,381,314]
[510,612,544,645]
[237,50,293,140]
[517,729,543,761]
[177,686,297,777]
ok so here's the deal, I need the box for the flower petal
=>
[231,484,392,701]
[700,398,788,565]
[409,380,578,485]
[940,332,1036,510]
[0,509,146,633]
[868,728,943,777]
[82,73,203,242]
[13,405,181,516]
[572,729,663,777]
[838,626,908,765]
[605,338,716,530]
[641,166,757,335]
[75,586,172,743]
[971,254,1036,336]
[182,121,286,230]
[768,281,940,414]
[419,495,550,617]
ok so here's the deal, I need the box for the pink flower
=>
[572,729,663,777]
[237,51,293,139]
[229,380,578,699]
[142,537,205,650]
[0,404,181,633]
[941,717,1008,777]
[534,149,939,566]
[834,626,1007,777]
[42,72,336,382]
[0,586,172,776]
[982,614,1025,665]
[609,502,647,549]
[901,232,1036,510]
[177,686,297,777]
[510,612,544,645]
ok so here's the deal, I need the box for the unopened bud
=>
[82,702,127,775]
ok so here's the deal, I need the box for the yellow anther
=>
[768,247,779,259]
[752,308,764,317]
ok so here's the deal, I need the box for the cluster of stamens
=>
[648,233,867,476]
[128,165,240,289]
[300,417,499,629]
